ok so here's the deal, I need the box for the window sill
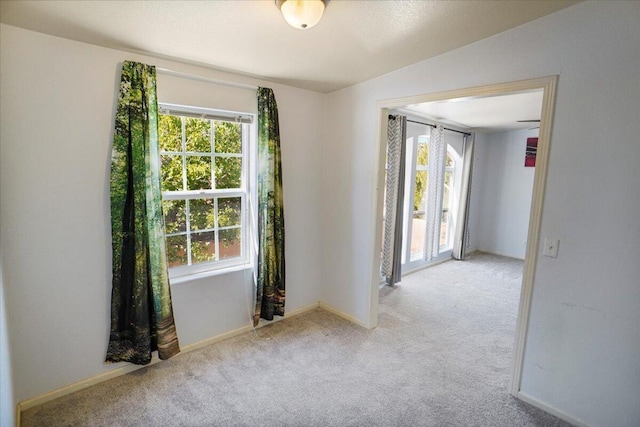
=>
[169,262,253,285]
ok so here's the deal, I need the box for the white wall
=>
[0,251,15,427]
[474,128,537,259]
[321,2,640,426]
[0,24,324,403]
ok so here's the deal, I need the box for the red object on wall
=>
[525,137,538,167]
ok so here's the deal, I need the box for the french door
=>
[401,122,464,273]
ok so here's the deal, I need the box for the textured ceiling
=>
[0,0,580,93]
[402,90,544,134]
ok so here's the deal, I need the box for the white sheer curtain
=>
[453,133,475,260]
[424,125,445,261]
[381,115,407,285]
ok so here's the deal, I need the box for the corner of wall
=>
[317,92,330,305]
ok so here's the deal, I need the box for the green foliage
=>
[186,156,212,190]
[218,197,241,227]
[162,199,186,234]
[215,157,242,189]
[159,115,181,152]
[215,121,242,153]
[165,234,187,267]
[185,118,211,152]
[191,231,215,263]
[414,142,429,212]
[417,141,429,166]
[189,198,215,231]
[160,155,183,191]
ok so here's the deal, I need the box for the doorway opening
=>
[370,76,558,397]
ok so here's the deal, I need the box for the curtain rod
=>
[156,67,259,91]
[405,118,471,136]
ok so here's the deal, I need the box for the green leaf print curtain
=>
[107,61,180,364]
[254,87,286,326]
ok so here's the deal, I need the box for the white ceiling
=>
[0,0,579,93]
[401,90,544,133]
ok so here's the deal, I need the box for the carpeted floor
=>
[22,253,571,426]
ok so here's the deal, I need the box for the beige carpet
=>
[22,253,571,426]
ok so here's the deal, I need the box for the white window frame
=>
[158,103,255,280]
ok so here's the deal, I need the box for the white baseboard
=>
[16,301,321,417]
[179,301,322,355]
[318,302,370,329]
[477,249,525,260]
[517,391,590,427]
[18,360,157,412]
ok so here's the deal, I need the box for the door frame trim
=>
[369,76,558,396]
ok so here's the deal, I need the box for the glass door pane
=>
[411,170,427,260]
[440,170,452,247]
[409,136,429,262]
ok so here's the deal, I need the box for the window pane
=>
[161,155,184,191]
[191,231,216,264]
[218,197,241,227]
[416,142,429,166]
[411,213,426,260]
[412,170,428,261]
[189,198,215,231]
[219,228,241,259]
[445,153,454,167]
[185,118,211,153]
[414,171,428,212]
[441,171,453,247]
[186,156,212,190]
[215,157,242,189]
[159,115,182,152]
[440,213,449,247]
[214,122,242,154]
[443,171,452,210]
[166,234,187,267]
[163,199,186,234]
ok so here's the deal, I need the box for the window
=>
[158,103,254,278]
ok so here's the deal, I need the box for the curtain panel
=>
[424,125,445,261]
[107,61,180,365]
[381,114,407,286]
[254,87,286,326]
[452,133,475,260]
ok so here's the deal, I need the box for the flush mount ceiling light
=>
[275,0,329,30]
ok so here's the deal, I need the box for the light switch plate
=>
[543,238,559,258]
